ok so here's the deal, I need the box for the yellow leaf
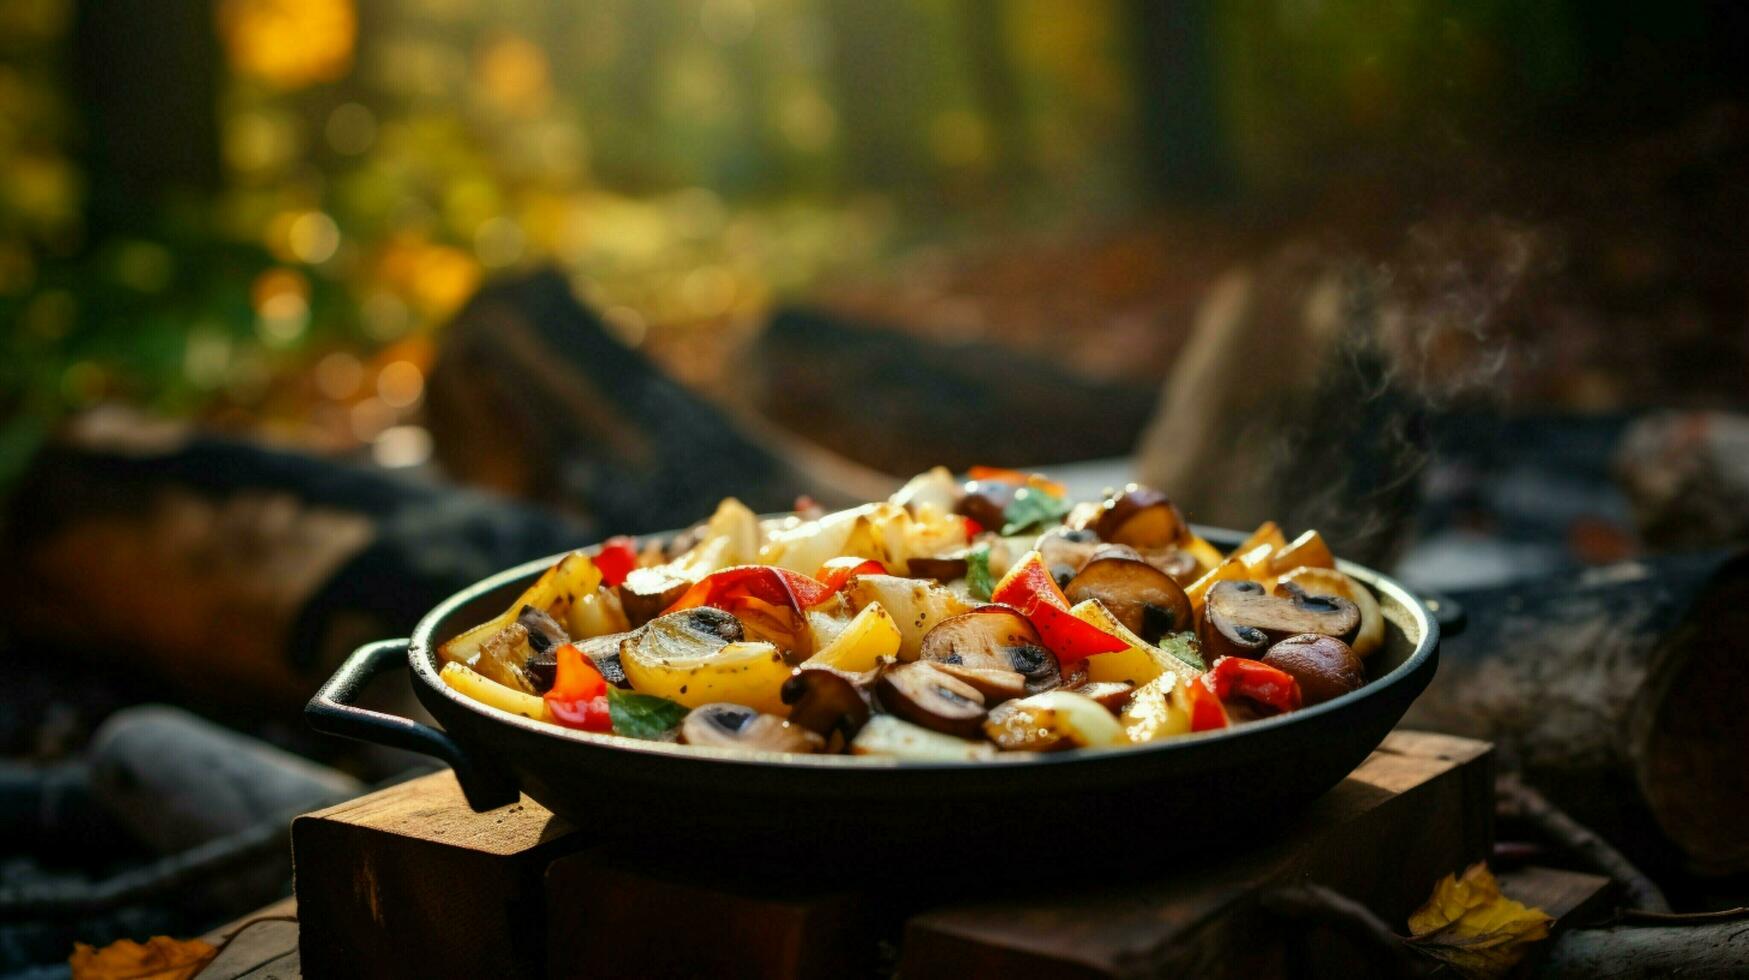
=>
[1407,863,1553,978]
[70,935,218,980]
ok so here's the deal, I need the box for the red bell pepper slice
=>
[990,551,1128,666]
[813,557,886,593]
[663,565,838,617]
[593,536,639,589]
[961,516,985,539]
[1205,656,1303,715]
[1187,673,1231,731]
[661,565,846,657]
[544,643,612,731]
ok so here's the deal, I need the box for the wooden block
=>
[544,856,876,980]
[292,772,584,980]
[899,732,1494,979]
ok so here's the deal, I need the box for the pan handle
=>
[1418,592,1468,638]
[306,639,519,811]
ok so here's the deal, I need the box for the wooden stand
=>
[280,732,1601,979]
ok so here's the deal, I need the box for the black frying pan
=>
[307,528,1457,867]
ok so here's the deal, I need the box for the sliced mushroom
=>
[1034,527,1103,579]
[1137,547,1202,586]
[1072,681,1137,713]
[1064,545,1194,643]
[781,663,875,741]
[517,606,573,692]
[1261,633,1366,706]
[1092,485,1188,549]
[917,608,1064,694]
[954,479,1018,531]
[876,661,988,738]
[618,568,690,627]
[573,632,632,689]
[678,703,823,753]
[1276,566,1384,658]
[1198,579,1361,661]
[931,662,1027,705]
[907,554,970,582]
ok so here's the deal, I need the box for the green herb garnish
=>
[1158,632,1205,672]
[607,687,690,739]
[1000,486,1072,536]
[966,546,994,600]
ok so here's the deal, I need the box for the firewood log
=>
[0,408,592,706]
[1132,248,1427,568]
[423,270,895,531]
[1402,549,1749,877]
[1614,410,1749,550]
[1536,921,1749,978]
[751,308,1160,476]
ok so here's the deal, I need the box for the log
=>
[751,308,1159,475]
[423,270,894,531]
[1536,920,1749,979]
[1401,548,1749,876]
[1614,410,1749,550]
[1132,248,1428,568]
[0,408,592,706]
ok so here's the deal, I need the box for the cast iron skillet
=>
[308,528,1458,865]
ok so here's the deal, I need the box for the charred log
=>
[752,308,1160,476]
[424,270,893,531]
[1402,549,1749,878]
[0,409,592,704]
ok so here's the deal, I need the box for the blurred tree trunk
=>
[1124,0,1230,201]
[821,0,928,192]
[72,0,221,236]
[958,0,1030,190]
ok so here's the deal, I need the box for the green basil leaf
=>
[607,687,690,739]
[1158,632,1205,672]
[1000,486,1072,536]
[966,546,994,601]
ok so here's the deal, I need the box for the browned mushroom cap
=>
[931,662,1027,705]
[1137,547,1201,586]
[876,661,988,738]
[781,663,875,741]
[907,554,970,582]
[678,703,824,753]
[574,632,633,689]
[1261,634,1365,705]
[1199,580,1361,661]
[516,606,572,692]
[953,479,1018,531]
[1064,546,1194,643]
[1092,485,1189,549]
[618,568,690,627]
[1035,527,1103,580]
[918,608,1064,694]
[1072,681,1136,713]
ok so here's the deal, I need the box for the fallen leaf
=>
[1407,862,1554,978]
[70,935,218,980]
